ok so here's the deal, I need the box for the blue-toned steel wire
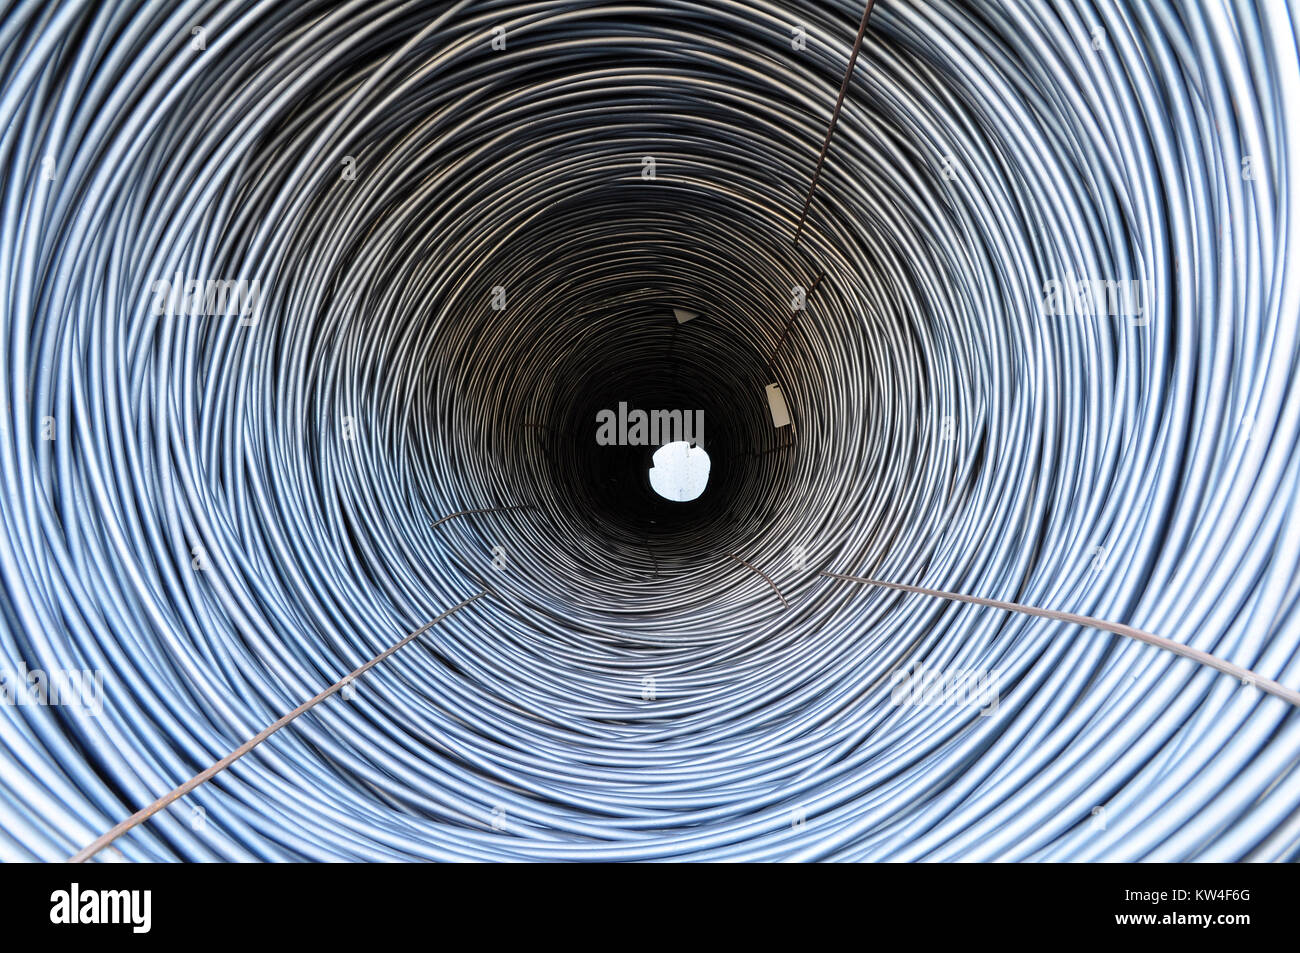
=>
[0,0,1298,862]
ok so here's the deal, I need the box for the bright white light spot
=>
[649,441,710,502]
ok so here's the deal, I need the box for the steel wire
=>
[0,0,1298,861]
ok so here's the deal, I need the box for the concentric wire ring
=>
[1,0,1298,861]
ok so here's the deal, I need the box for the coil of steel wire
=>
[0,0,1298,861]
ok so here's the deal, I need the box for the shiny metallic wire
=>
[0,0,1298,861]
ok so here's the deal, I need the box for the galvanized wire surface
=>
[0,0,1298,861]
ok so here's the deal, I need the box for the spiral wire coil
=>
[0,0,1299,861]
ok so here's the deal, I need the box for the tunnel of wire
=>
[1,0,1299,861]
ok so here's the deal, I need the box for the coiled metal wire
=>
[1,0,1299,861]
